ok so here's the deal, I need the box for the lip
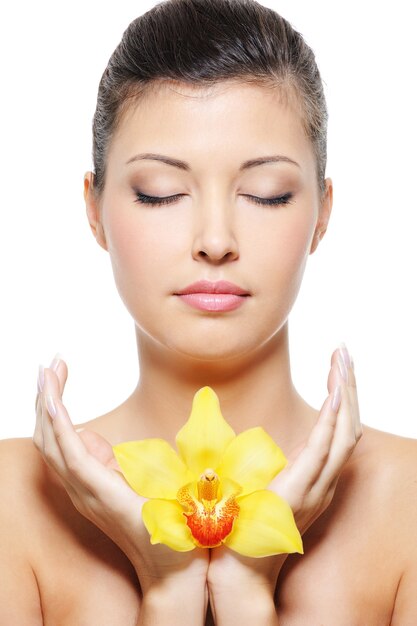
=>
[174,280,250,312]
[174,280,250,296]
[176,293,247,312]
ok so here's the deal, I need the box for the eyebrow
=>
[125,152,300,171]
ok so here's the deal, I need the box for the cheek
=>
[279,217,312,278]
[103,206,186,312]
[246,211,314,303]
[247,213,313,343]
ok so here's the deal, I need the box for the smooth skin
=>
[1,81,417,625]
[33,348,356,625]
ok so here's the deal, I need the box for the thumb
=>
[77,429,121,470]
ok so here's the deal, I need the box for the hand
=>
[270,344,362,535]
[207,344,362,604]
[33,356,209,598]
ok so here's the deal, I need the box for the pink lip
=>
[175,280,250,296]
[174,280,250,312]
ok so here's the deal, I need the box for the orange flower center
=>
[177,468,240,548]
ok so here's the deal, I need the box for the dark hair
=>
[92,0,328,197]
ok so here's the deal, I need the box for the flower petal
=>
[223,490,303,557]
[113,439,194,499]
[216,427,287,496]
[218,476,243,501]
[176,387,236,475]
[142,499,196,551]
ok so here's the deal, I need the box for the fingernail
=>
[50,352,64,372]
[38,365,45,393]
[331,385,342,411]
[337,352,348,382]
[338,342,351,369]
[46,395,57,419]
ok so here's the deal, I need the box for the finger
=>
[34,359,47,416]
[50,394,118,498]
[42,369,121,486]
[332,345,361,441]
[305,345,362,500]
[346,359,362,439]
[33,365,64,465]
[273,354,340,494]
[328,346,351,396]
[49,353,68,398]
[37,370,67,472]
[327,348,342,394]
[41,367,88,478]
[324,344,361,459]
[288,389,338,492]
[270,387,339,507]
[313,381,359,494]
[34,354,67,422]
[39,371,129,518]
[51,399,142,518]
[33,366,45,450]
[337,344,362,440]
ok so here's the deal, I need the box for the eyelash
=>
[134,191,294,207]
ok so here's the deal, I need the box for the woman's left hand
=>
[207,344,362,613]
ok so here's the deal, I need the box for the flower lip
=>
[174,280,250,296]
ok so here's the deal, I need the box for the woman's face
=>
[85,81,332,362]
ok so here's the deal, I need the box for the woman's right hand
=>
[32,356,209,603]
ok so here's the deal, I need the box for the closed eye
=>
[134,192,184,206]
[243,192,294,207]
[134,191,294,207]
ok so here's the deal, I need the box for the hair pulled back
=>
[92,0,328,197]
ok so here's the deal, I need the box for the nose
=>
[191,196,239,264]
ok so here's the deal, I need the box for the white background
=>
[0,0,415,440]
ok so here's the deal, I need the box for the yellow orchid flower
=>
[112,387,303,558]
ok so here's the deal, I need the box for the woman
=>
[1,0,416,624]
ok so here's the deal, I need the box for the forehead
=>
[108,79,314,175]
[117,79,304,133]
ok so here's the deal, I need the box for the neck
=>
[117,321,317,458]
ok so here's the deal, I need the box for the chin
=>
[164,334,264,364]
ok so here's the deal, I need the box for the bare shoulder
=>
[0,435,45,465]
[0,437,49,624]
[354,425,417,563]
[354,424,417,505]
[359,424,417,485]
[0,436,65,522]
[360,427,417,624]
[0,433,51,473]
[0,436,48,500]
[324,424,417,563]
[0,436,56,529]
